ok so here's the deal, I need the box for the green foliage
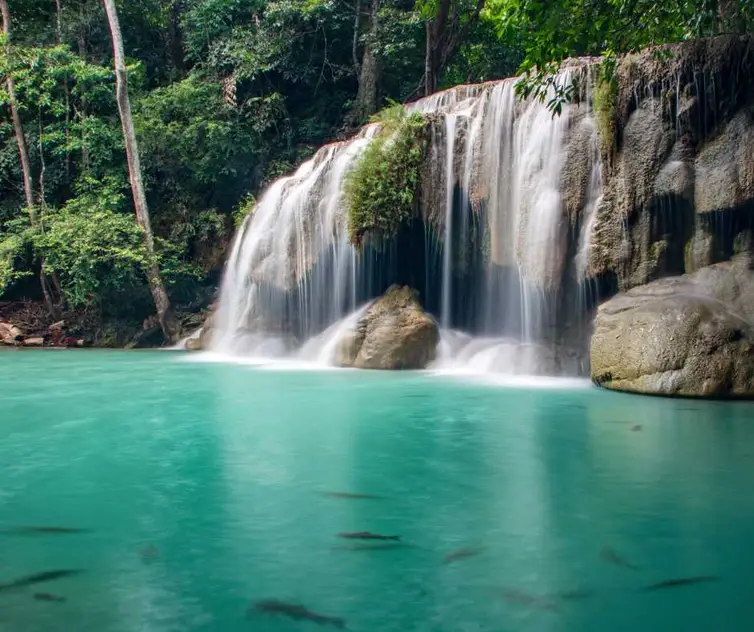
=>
[136,74,270,204]
[233,194,257,227]
[0,218,33,293]
[488,0,754,114]
[33,206,149,309]
[440,13,522,88]
[344,106,428,246]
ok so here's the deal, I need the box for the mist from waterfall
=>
[212,70,602,375]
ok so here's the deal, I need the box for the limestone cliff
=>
[586,35,754,288]
[585,35,754,397]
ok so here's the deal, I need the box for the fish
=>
[33,592,66,603]
[337,531,400,541]
[600,546,639,570]
[443,546,485,564]
[554,588,594,600]
[250,599,346,629]
[139,545,159,562]
[630,425,643,432]
[333,542,411,551]
[0,570,83,592]
[642,575,719,591]
[1,526,90,535]
[319,492,381,500]
[497,588,561,613]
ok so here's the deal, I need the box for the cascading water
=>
[441,114,457,329]
[212,127,378,356]
[211,67,602,375]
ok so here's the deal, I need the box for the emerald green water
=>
[1,351,753,631]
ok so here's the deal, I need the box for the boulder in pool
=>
[590,257,754,397]
[334,285,439,370]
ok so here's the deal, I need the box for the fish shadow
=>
[332,542,416,552]
[639,575,720,592]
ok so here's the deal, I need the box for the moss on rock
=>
[592,64,618,168]
[344,106,429,246]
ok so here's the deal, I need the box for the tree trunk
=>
[423,0,485,96]
[55,0,72,181]
[102,0,178,343]
[717,0,740,32]
[0,0,36,218]
[424,19,436,96]
[78,2,89,170]
[352,0,380,122]
[424,0,451,95]
[168,1,186,75]
[352,0,361,75]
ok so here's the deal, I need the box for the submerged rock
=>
[334,285,439,370]
[591,257,754,397]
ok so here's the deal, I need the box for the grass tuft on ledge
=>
[344,104,428,247]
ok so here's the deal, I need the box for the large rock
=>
[0,321,23,344]
[591,257,754,397]
[185,312,214,351]
[334,285,439,370]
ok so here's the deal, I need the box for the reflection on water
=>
[0,351,753,632]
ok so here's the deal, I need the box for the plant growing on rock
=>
[592,58,618,165]
[344,104,428,246]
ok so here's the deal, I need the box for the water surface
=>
[1,351,753,631]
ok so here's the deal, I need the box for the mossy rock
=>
[344,107,429,246]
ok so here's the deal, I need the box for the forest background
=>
[1,0,751,344]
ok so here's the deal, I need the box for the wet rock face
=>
[694,109,754,215]
[588,36,754,289]
[591,257,754,397]
[334,285,439,370]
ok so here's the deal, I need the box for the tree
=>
[102,0,177,342]
[420,0,486,95]
[0,0,35,215]
[352,0,381,122]
[489,0,754,81]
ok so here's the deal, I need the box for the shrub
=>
[344,105,428,246]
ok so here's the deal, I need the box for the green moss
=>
[232,194,256,228]
[344,105,428,247]
[593,62,618,164]
[481,219,492,264]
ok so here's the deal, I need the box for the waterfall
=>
[212,127,378,356]
[575,122,604,280]
[212,68,601,376]
[441,114,457,328]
